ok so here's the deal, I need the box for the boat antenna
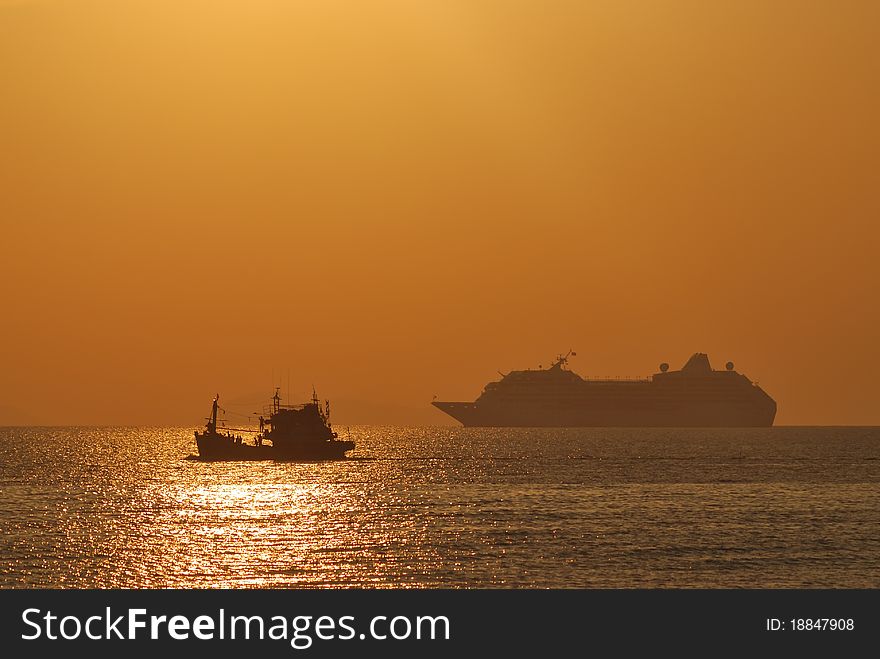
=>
[552,349,577,369]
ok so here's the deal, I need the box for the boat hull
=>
[195,432,355,461]
[432,397,777,428]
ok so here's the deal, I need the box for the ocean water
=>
[1,426,878,588]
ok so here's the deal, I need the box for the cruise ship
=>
[432,351,776,427]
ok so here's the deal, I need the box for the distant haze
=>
[1,1,877,425]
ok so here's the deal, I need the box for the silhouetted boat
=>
[195,388,355,460]
[432,351,777,427]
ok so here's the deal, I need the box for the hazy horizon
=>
[2,1,878,426]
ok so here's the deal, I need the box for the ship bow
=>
[432,401,479,426]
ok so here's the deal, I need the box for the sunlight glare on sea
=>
[1,426,879,588]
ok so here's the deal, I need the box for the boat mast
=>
[552,349,577,369]
[208,394,219,433]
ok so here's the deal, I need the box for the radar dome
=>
[659,363,669,372]
[725,361,734,371]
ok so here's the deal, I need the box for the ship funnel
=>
[682,353,712,373]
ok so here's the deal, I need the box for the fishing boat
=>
[194,388,355,460]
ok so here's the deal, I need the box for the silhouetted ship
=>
[432,352,776,427]
[195,388,355,460]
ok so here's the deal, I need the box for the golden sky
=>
[1,0,878,425]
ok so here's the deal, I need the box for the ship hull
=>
[432,398,776,428]
[195,432,355,461]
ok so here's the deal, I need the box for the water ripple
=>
[0,426,878,588]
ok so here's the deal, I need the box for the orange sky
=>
[1,0,878,425]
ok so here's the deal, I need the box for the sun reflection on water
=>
[1,426,879,588]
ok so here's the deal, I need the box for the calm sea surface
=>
[1,426,878,588]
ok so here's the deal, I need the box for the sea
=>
[1,426,878,589]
